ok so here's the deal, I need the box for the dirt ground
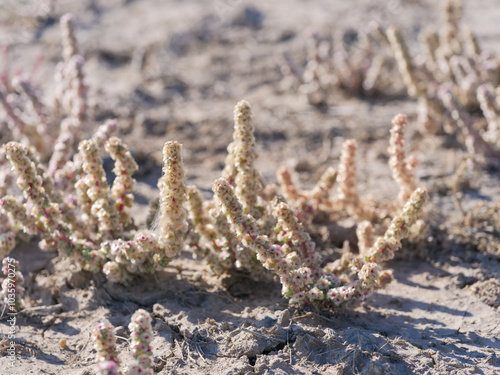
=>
[0,0,499,374]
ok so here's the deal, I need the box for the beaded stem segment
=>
[2,142,73,250]
[212,178,267,276]
[222,100,263,218]
[356,221,375,256]
[365,187,428,264]
[388,114,418,203]
[93,322,120,365]
[338,140,360,213]
[272,201,321,274]
[157,141,188,262]
[222,101,251,185]
[337,139,378,220]
[52,120,118,193]
[387,27,423,98]
[277,167,305,203]
[310,167,338,201]
[276,167,315,221]
[126,309,154,375]
[325,187,428,306]
[186,186,236,274]
[106,137,139,226]
[233,100,262,216]
[60,13,87,122]
[79,139,122,239]
[48,117,80,176]
[0,196,38,236]
[417,96,439,134]
[61,13,79,62]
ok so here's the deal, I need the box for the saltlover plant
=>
[1,97,427,309]
[0,14,428,309]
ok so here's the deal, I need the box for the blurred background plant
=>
[280,0,500,168]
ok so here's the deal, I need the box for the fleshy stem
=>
[78,139,122,240]
[213,178,270,278]
[222,100,263,218]
[326,187,428,306]
[2,142,85,258]
[157,141,188,262]
[337,140,377,220]
[93,322,120,365]
[388,114,418,204]
[186,186,235,274]
[106,136,139,226]
[125,309,154,375]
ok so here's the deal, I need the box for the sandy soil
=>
[0,0,499,374]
